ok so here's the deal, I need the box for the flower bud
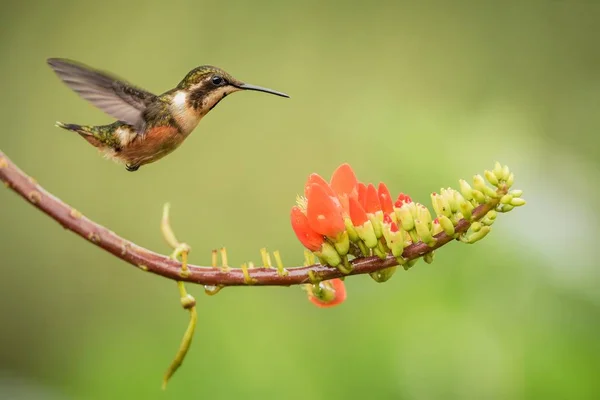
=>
[484,169,499,186]
[415,218,435,246]
[314,242,342,268]
[510,198,526,207]
[395,205,415,231]
[459,200,473,221]
[464,226,491,243]
[437,215,455,236]
[509,189,523,198]
[369,266,397,283]
[459,179,473,201]
[472,189,487,204]
[500,194,513,204]
[471,221,482,232]
[506,172,515,187]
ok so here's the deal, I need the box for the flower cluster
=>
[291,162,525,308]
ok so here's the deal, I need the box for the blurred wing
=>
[47,58,158,132]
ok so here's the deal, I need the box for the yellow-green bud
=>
[431,193,452,218]
[472,190,487,203]
[333,231,350,256]
[437,215,455,236]
[486,210,497,220]
[510,198,526,207]
[473,175,498,198]
[368,214,383,239]
[509,189,523,198]
[493,161,503,179]
[417,204,433,225]
[441,188,459,213]
[315,242,342,267]
[355,220,378,248]
[459,179,474,201]
[423,252,434,264]
[415,219,435,246]
[369,266,397,283]
[506,172,515,187]
[395,205,415,232]
[500,194,513,204]
[459,200,473,221]
[501,165,510,181]
[498,204,515,212]
[471,221,482,232]
[344,218,359,242]
[465,226,491,243]
[484,170,499,186]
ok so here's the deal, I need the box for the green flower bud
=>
[498,204,515,212]
[344,217,359,242]
[431,193,452,218]
[484,170,499,186]
[355,220,379,248]
[510,198,526,207]
[459,200,473,221]
[369,266,397,283]
[472,189,487,204]
[333,230,350,256]
[500,194,513,204]
[441,188,459,213]
[501,165,510,181]
[486,210,497,220]
[368,214,383,239]
[471,221,482,232]
[395,205,415,231]
[438,215,455,236]
[509,189,523,198]
[465,226,491,243]
[506,172,515,187]
[315,242,342,268]
[459,179,474,201]
[417,204,433,225]
[423,252,434,264]
[415,219,436,246]
[493,161,503,180]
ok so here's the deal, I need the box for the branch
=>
[0,149,497,286]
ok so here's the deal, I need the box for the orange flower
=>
[305,183,345,237]
[330,163,358,213]
[377,182,394,215]
[290,206,325,251]
[307,278,347,308]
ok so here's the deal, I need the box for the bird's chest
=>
[119,125,186,165]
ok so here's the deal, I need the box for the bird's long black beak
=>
[237,83,290,98]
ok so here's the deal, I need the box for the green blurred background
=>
[1,1,599,399]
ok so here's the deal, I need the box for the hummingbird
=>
[47,58,289,171]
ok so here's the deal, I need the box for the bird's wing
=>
[47,58,158,132]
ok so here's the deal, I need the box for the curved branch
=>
[0,150,496,286]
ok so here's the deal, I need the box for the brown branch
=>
[0,150,496,286]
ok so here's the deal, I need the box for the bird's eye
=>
[211,75,224,86]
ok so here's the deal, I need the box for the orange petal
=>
[330,163,358,199]
[357,182,367,209]
[290,206,324,251]
[349,196,368,226]
[306,184,345,237]
[308,278,347,308]
[364,184,381,214]
[304,173,335,198]
[378,182,394,214]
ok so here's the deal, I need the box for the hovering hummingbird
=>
[47,58,289,171]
